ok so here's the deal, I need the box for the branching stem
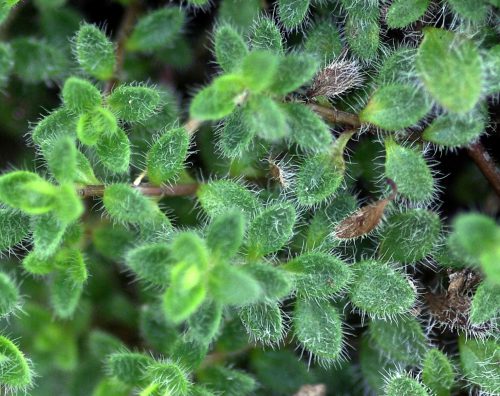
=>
[467,141,500,198]
[77,183,199,198]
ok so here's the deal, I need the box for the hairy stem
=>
[104,0,140,94]
[467,141,500,198]
[77,183,199,198]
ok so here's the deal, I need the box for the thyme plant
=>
[0,0,499,395]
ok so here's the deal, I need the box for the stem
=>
[308,103,361,127]
[104,0,140,94]
[77,183,199,198]
[467,141,500,198]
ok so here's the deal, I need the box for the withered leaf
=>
[334,198,389,239]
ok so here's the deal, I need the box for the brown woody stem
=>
[77,183,199,198]
[467,141,500,198]
[308,103,361,127]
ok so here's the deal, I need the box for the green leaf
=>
[190,74,246,121]
[218,0,261,32]
[0,171,57,215]
[209,264,262,306]
[75,151,99,184]
[247,203,296,258]
[379,209,441,263]
[447,0,490,22]
[359,336,398,394]
[95,127,131,174]
[145,359,192,395]
[370,317,428,365]
[304,20,343,62]
[416,28,483,113]
[422,107,486,148]
[45,136,77,183]
[239,302,284,345]
[11,37,68,83]
[197,180,260,219]
[345,13,380,60]
[146,127,189,185]
[62,77,102,114]
[360,84,430,130]
[269,53,319,95]
[126,7,186,52]
[54,183,84,224]
[77,107,118,146]
[283,102,332,152]
[106,351,153,386]
[349,260,416,318]
[217,109,255,158]
[242,262,292,301]
[22,251,56,275]
[470,282,500,325]
[0,208,30,252]
[283,252,352,300]
[384,374,430,396]
[422,349,455,396]
[241,50,279,92]
[31,212,68,258]
[186,299,223,344]
[459,337,500,394]
[125,243,173,287]
[108,85,161,122]
[0,272,20,318]
[32,107,76,147]
[0,335,33,392]
[242,95,288,141]
[103,184,162,226]
[214,24,248,72]
[249,17,283,54]
[198,366,257,396]
[386,0,430,28]
[484,44,500,95]
[74,23,115,80]
[170,232,210,271]
[49,268,84,318]
[295,154,343,206]
[376,46,417,86]
[206,209,245,261]
[277,0,310,30]
[163,261,207,323]
[384,139,435,201]
[293,299,343,366]
[451,213,500,284]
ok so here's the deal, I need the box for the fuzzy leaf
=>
[0,171,57,215]
[77,107,118,146]
[293,299,343,366]
[125,243,173,287]
[241,50,279,92]
[277,0,310,30]
[379,209,441,263]
[206,209,245,261]
[283,252,352,300]
[214,24,248,72]
[32,107,77,147]
[250,17,283,54]
[422,349,455,396]
[385,374,430,396]
[62,77,102,114]
[190,74,246,121]
[0,208,30,252]
[0,272,20,318]
[95,127,131,174]
[186,299,223,344]
[269,53,319,95]
[242,262,292,301]
[146,127,189,185]
[384,139,434,201]
[350,260,416,318]
[31,212,68,258]
[345,14,380,60]
[283,102,332,152]
[242,95,288,141]
[126,7,185,52]
[45,136,77,183]
[239,302,284,345]
[197,180,260,219]
[416,28,483,113]
[360,84,430,131]
[0,335,33,392]
[386,0,430,28]
[209,264,262,306]
[247,203,296,258]
[74,24,115,80]
[217,109,255,158]
[304,20,343,62]
[108,85,161,122]
[0,42,14,87]
[106,352,153,386]
[470,282,499,325]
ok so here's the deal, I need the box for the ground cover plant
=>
[0,0,499,395]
